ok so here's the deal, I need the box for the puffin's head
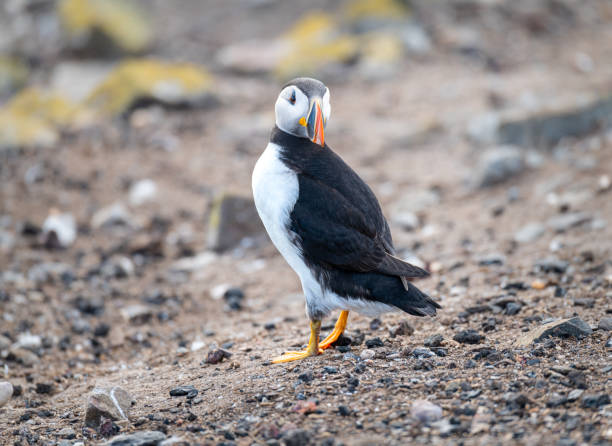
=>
[275,77,330,147]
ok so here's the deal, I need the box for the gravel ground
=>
[1,1,611,445]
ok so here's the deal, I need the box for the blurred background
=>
[1,0,612,444]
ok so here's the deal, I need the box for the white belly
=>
[252,142,395,319]
[252,143,318,288]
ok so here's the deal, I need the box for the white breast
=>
[252,143,316,286]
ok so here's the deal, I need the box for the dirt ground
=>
[1,1,612,445]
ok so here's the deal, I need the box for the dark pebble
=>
[453,330,485,344]
[35,383,54,394]
[390,321,414,337]
[365,337,384,348]
[464,360,477,369]
[169,385,198,399]
[581,393,610,409]
[223,287,245,311]
[547,394,568,408]
[264,322,276,330]
[504,302,522,315]
[369,318,381,330]
[298,372,314,383]
[534,258,568,274]
[554,287,567,297]
[205,349,232,364]
[282,429,311,446]
[93,323,111,337]
[323,366,338,374]
[338,405,350,416]
[424,334,443,347]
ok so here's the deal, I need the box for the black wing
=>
[270,127,428,279]
[290,175,428,278]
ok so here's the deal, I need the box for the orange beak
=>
[307,99,325,147]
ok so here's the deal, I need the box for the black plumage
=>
[270,127,441,318]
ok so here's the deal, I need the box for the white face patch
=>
[275,86,309,138]
[322,88,331,124]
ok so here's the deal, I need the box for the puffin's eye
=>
[289,90,296,105]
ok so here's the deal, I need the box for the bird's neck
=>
[270,126,326,151]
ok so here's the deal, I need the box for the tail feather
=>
[395,281,441,316]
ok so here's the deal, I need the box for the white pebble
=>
[411,399,443,423]
[0,381,13,407]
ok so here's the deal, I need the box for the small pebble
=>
[0,381,13,407]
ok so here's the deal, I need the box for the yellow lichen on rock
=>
[0,87,91,149]
[86,59,214,117]
[360,32,404,64]
[275,12,359,80]
[344,0,409,22]
[59,0,152,54]
[0,56,28,97]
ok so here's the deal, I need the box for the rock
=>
[424,334,443,347]
[581,393,610,409]
[0,381,13,407]
[516,317,593,347]
[547,212,592,232]
[360,349,375,360]
[85,386,133,428]
[412,347,435,358]
[453,330,485,344]
[0,56,28,99]
[103,431,166,446]
[101,255,135,279]
[473,146,524,188]
[41,210,76,249]
[223,287,245,311]
[391,210,419,231]
[120,305,152,325]
[0,87,88,150]
[534,257,569,274]
[35,382,54,394]
[205,349,232,364]
[390,189,440,215]
[8,347,39,366]
[468,92,612,148]
[282,428,311,446]
[207,193,266,252]
[410,399,442,423]
[598,317,612,331]
[87,60,215,118]
[275,12,358,79]
[169,386,198,399]
[92,203,134,229]
[365,337,383,348]
[216,38,289,75]
[390,320,414,337]
[514,222,545,244]
[129,179,157,206]
[477,253,506,266]
[170,251,217,273]
[57,427,76,439]
[59,0,153,56]
[567,389,584,402]
[14,333,42,351]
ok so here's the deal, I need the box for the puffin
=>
[252,77,440,363]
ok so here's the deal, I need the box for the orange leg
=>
[320,310,349,349]
[272,320,322,363]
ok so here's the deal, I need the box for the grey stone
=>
[424,334,444,348]
[92,203,134,229]
[516,317,593,347]
[567,389,584,402]
[473,146,524,188]
[514,222,545,244]
[8,347,39,366]
[85,386,133,428]
[129,179,157,206]
[281,428,311,446]
[103,431,166,446]
[547,212,592,232]
[207,193,266,252]
[390,189,440,215]
[477,253,505,266]
[411,399,442,423]
[120,305,152,325]
[14,333,42,351]
[57,427,76,439]
[0,381,13,407]
[469,93,612,149]
[534,258,569,274]
[599,317,612,331]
